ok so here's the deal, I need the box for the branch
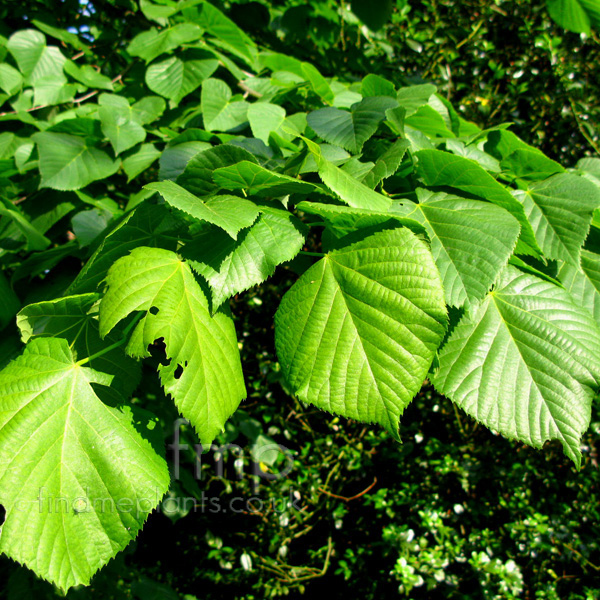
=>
[318,477,377,502]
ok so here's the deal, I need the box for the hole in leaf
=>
[174,364,184,379]
[149,306,159,315]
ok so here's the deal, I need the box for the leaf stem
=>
[76,313,143,366]
[299,251,325,257]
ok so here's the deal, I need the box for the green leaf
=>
[433,267,600,467]
[99,247,246,446]
[32,132,120,191]
[127,24,203,63]
[17,293,140,396]
[361,74,395,98]
[68,202,180,295]
[248,102,286,144]
[122,143,161,182]
[7,30,66,84]
[159,141,212,181]
[64,60,113,91]
[0,337,170,592]
[31,20,90,54]
[131,96,167,125]
[546,0,600,34]
[396,84,437,115]
[177,144,258,197]
[297,201,425,239]
[146,181,259,238]
[514,174,600,266]
[405,105,455,138]
[559,250,600,324]
[212,161,316,197]
[98,94,147,156]
[301,63,334,104]
[391,191,521,307]
[415,149,540,253]
[485,130,564,180]
[309,145,391,211]
[201,78,250,132]
[307,97,398,154]
[275,227,447,437]
[0,204,51,251]
[196,0,259,67]
[362,139,409,188]
[146,52,219,106]
[182,207,307,309]
[445,139,501,173]
[0,64,23,96]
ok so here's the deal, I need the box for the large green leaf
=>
[275,227,447,436]
[0,337,170,592]
[513,174,600,266]
[145,52,218,106]
[182,207,306,309]
[195,0,259,67]
[307,97,398,154]
[0,63,24,96]
[433,267,600,467]
[17,293,141,396]
[146,181,259,238]
[98,94,147,156]
[159,141,212,181]
[484,130,564,180]
[546,0,600,34]
[247,102,286,144]
[122,143,161,182]
[64,60,113,90]
[32,132,119,191]
[7,30,65,84]
[362,139,409,188]
[296,201,424,239]
[415,149,540,253]
[390,191,520,307]
[99,247,246,446]
[303,139,391,211]
[127,24,203,62]
[559,249,600,324]
[177,144,258,197]
[212,161,316,197]
[201,78,249,132]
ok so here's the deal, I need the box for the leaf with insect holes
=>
[99,247,246,447]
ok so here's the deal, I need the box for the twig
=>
[318,477,377,502]
[238,80,263,99]
[456,20,484,50]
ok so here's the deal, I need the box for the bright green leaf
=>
[0,337,170,592]
[391,190,521,306]
[433,267,600,467]
[32,132,120,191]
[182,207,306,309]
[275,227,447,437]
[146,181,259,238]
[99,247,246,446]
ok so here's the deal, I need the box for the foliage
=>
[0,0,599,596]
[225,0,600,163]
